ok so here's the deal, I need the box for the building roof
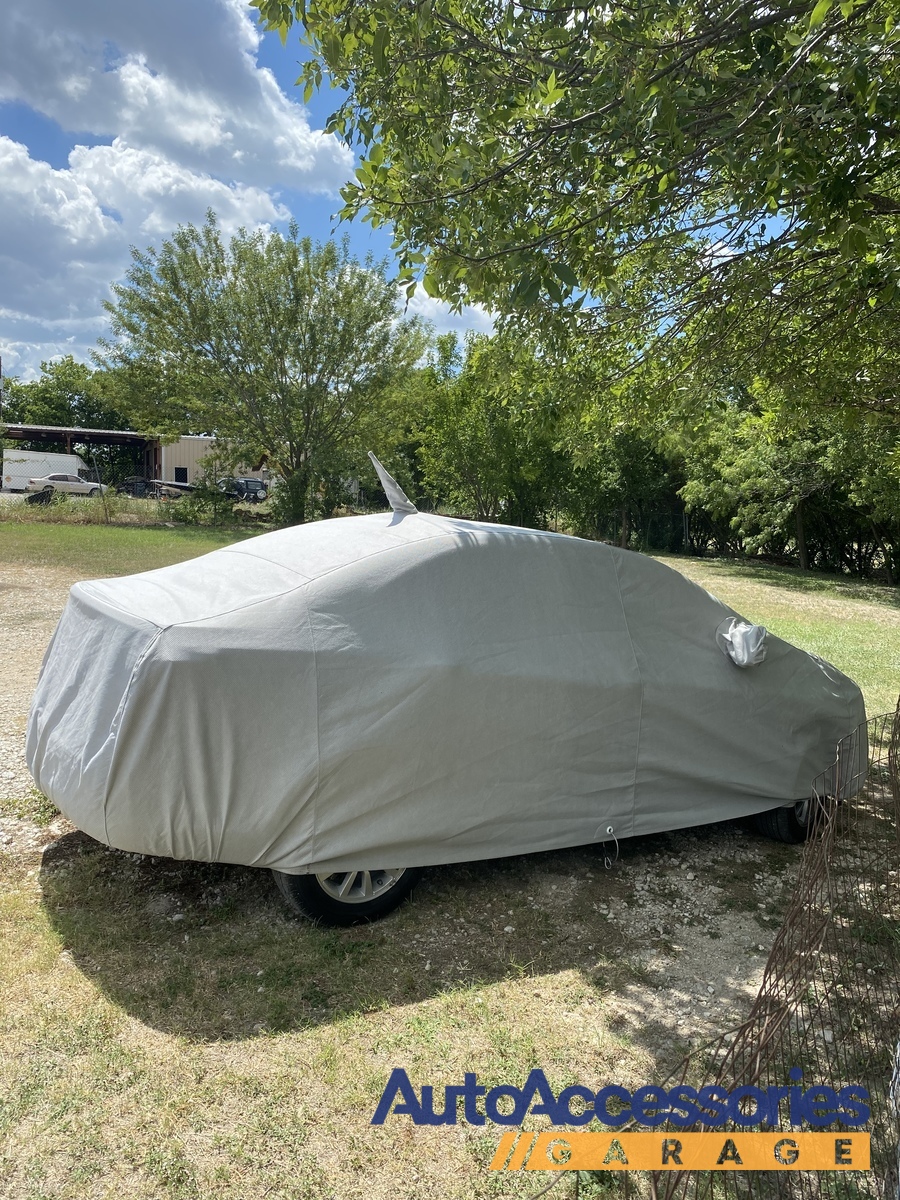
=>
[1,423,156,447]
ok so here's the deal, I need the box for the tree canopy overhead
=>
[255,0,900,402]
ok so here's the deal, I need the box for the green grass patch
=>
[0,787,58,826]
[656,554,900,716]
[0,521,257,577]
[0,837,661,1200]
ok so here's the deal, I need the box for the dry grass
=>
[0,787,57,826]
[0,491,167,527]
[0,490,268,534]
[1,817,786,1200]
[0,836,653,1198]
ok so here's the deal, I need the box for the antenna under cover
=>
[367,451,418,515]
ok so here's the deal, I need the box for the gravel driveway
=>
[0,561,74,802]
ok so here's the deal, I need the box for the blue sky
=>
[0,0,490,381]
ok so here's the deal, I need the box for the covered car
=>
[26,461,865,924]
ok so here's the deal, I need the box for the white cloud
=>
[405,291,495,339]
[0,0,352,192]
[0,138,122,329]
[69,141,290,237]
[0,332,102,384]
[0,135,289,342]
[0,0,491,380]
[0,0,357,377]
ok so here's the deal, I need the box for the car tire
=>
[272,866,423,926]
[89,487,100,496]
[753,799,812,844]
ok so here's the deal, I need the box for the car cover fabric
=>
[26,513,866,873]
[716,617,769,667]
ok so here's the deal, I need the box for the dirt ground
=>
[0,561,74,804]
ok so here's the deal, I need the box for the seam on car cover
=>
[148,523,455,631]
[80,578,309,636]
[77,582,165,628]
[610,550,643,840]
[301,586,321,871]
[216,546,314,579]
[220,520,452,593]
[83,518,543,634]
[101,626,165,846]
[29,603,68,698]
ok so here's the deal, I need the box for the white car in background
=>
[26,473,107,496]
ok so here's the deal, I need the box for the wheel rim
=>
[315,867,407,904]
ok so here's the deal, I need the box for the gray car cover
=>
[26,513,865,873]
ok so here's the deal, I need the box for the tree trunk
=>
[795,502,808,570]
[620,507,630,549]
[281,464,310,524]
[872,523,895,586]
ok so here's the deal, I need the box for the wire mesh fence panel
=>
[654,710,899,1199]
[512,710,900,1200]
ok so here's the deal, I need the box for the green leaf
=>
[372,25,390,74]
[552,262,580,289]
[545,274,564,305]
[322,33,343,70]
[514,275,541,306]
[809,0,834,29]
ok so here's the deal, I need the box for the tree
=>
[100,214,428,523]
[2,357,139,482]
[562,427,682,548]
[255,0,900,405]
[676,388,900,575]
[4,357,120,428]
[417,333,569,525]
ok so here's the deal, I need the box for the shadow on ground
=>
[38,817,782,1060]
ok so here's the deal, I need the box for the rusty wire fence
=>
[519,709,900,1200]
